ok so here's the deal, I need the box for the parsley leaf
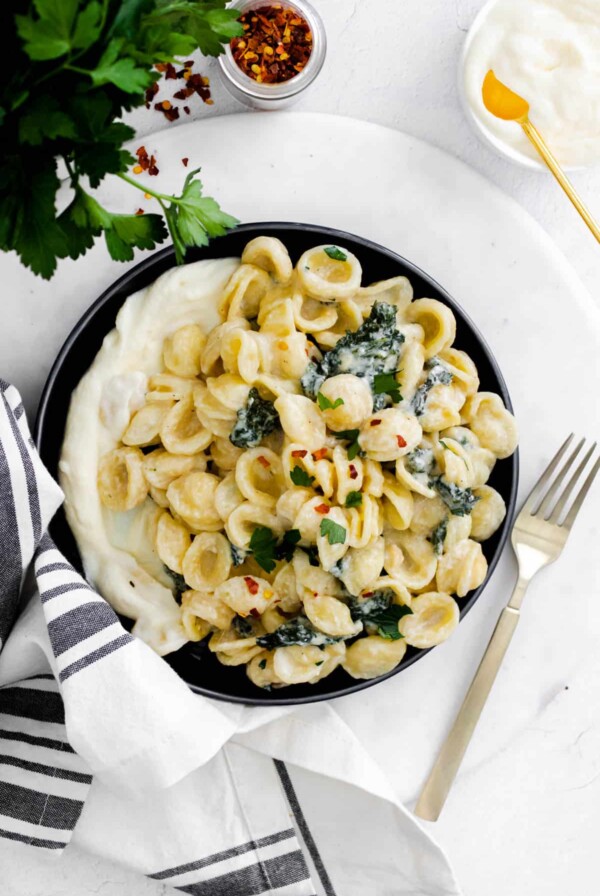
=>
[320,518,347,545]
[18,97,77,145]
[317,392,344,411]
[290,466,315,487]
[345,491,363,508]
[373,371,402,404]
[277,529,301,563]
[91,39,156,93]
[162,168,239,264]
[334,429,362,460]
[324,246,347,261]
[249,525,278,574]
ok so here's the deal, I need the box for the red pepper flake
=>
[396,434,407,448]
[249,607,261,618]
[134,146,159,176]
[362,591,374,598]
[312,447,327,461]
[244,577,259,595]
[314,503,330,515]
[291,449,307,458]
[349,464,358,480]
[155,101,180,122]
[312,592,318,597]
[183,105,191,115]
[184,60,195,67]
[231,5,313,84]
[182,157,189,167]
[134,208,144,216]
[370,419,382,427]
[144,80,159,108]
[257,455,270,468]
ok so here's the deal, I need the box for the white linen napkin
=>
[0,378,462,895]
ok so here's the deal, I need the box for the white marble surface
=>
[1,1,599,894]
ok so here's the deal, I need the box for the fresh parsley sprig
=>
[1,0,243,278]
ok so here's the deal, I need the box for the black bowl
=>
[35,222,518,705]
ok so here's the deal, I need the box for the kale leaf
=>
[230,543,247,567]
[301,303,404,410]
[163,565,188,605]
[257,617,339,650]
[428,518,448,555]
[230,388,280,448]
[233,615,254,637]
[406,446,435,475]
[348,589,413,640]
[433,478,480,516]
[411,356,453,417]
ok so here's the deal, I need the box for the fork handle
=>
[414,605,520,821]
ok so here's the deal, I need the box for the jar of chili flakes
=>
[218,0,326,109]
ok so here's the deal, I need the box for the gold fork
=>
[415,434,600,821]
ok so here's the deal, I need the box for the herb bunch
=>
[0,0,243,279]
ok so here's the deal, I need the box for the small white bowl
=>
[457,0,581,172]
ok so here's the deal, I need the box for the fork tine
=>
[521,433,574,515]
[548,442,597,523]
[535,437,585,517]
[561,453,600,530]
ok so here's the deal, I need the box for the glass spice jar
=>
[218,0,326,110]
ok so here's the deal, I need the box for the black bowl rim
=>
[35,221,519,706]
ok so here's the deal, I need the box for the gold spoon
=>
[482,70,600,243]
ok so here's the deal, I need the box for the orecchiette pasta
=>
[94,236,517,689]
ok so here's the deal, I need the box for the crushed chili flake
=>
[144,80,159,108]
[249,607,261,618]
[231,5,313,84]
[134,208,144,216]
[291,449,307,458]
[183,105,191,115]
[181,157,189,167]
[312,448,327,461]
[362,591,374,597]
[370,419,382,427]
[314,503,330,515]
[257,455,271,468]
[349,464,358,480]
[244,577,260,595]
[134,146,159,176]
[396,434,407,448]
[154,101,180,122]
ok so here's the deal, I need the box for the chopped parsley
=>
[428,518,448,555]
[249,525,278,573]
[433,478,479,516]
[301,303,404,410]
[248,525,302,572]
[230,388,279,448]
[348,589,413,640]
[257,617,339,650]
[320,518,347,545]
[345,490,363,508]
[317,392,344,411]
[373,371,402,404]
[290,465,315,487]
[323,246,347,261]
[334,428,362,460]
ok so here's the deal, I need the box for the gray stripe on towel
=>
[177,850,312,896]
[150,829,297,880]
[59,633,133,682]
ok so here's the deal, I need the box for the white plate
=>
[2,112,599,795]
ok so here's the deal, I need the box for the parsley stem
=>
[117,172,177,204]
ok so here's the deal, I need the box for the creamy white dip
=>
[463,0,600,167]
[59,258,238,655]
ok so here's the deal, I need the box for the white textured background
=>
[2,0,599,893]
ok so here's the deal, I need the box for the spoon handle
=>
[521,120,600,243]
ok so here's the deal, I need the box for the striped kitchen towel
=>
[0,379,462,896]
